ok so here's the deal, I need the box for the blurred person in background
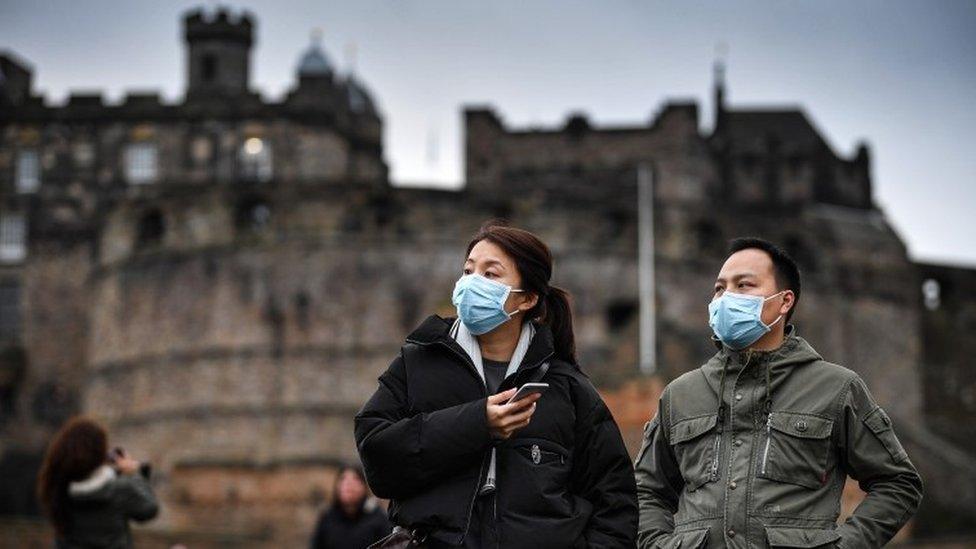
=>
[309,464,392,549]
[36,416,158,548]
[356,221,637,548]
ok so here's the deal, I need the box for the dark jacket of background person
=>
[57,464,159,549]
[309,498,392,549]
[355,315,638,548]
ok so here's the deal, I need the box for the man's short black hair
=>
[727,237,801,322]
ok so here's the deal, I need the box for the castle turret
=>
[0,52,34,106]
[183,8,254,100]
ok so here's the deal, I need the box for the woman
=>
[355,221,637,548]
[37,416,158,548]
[309,464,392,549]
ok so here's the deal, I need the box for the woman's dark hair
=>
[466,220,577,364]
[331,463,369,515]
[37,416,109,536]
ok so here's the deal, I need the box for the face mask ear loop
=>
[504,288,527,318]
[763,291,786,330]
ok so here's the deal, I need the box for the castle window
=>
[124,143,158,185]
[240,137,273,182]
[922,279,941,311]
[741,153,758,174]
[0,279,21,341]
[15,150,39,193]
[349,86,367,113]
[784,235,817,273]
[694,220,723,255]
[787,154,805,175]
[73,142,96,168]
[0,213,26,264]
[190,136,213,165]
[202,54,217,83]
[235,196,272,233]
[136,209,165,248]
[606,300,638,332]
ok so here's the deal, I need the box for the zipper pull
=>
[760,412,773,475]
[709,433,722,481]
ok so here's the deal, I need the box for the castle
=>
[1,7,974,546]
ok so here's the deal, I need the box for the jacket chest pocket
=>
[669,414,722,491]
[509,438,570,490]
[757,411,833,490]
[502,438,572,512]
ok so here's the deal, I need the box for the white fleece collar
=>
[68,464,116,496]
[450,318,535,383]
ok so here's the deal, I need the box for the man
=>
[635,237,922,548]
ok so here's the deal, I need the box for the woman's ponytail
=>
[542,285,577,364]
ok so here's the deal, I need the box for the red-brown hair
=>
[466,220,577,364]
[36,416,108,536]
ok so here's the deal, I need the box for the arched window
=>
[784,235,817,273]
[922,279,941,311]
[239,137,273,182]
[235,196,272,233]
[0,278,22,341]
[606,300,638,332]
[136,209,165,248]
[694,220,723,255]
[0,212,26,264]
[124,143,158,185]
[202,54,217,83]
[16,150,40,193]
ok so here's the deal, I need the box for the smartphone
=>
[506,382,549,404]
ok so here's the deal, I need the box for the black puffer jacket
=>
[355,315,637,548]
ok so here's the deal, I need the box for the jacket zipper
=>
[709,432,722,481]
[459,452,490,544]
[760,413,773,475]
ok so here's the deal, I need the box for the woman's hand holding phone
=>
[486,388,541,439]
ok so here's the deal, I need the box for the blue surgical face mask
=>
[708,291,785,350]
[452,274,526,335]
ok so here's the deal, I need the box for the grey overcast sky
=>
[1,1,974,265]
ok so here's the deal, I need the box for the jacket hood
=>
[68,464,117,502]
[708,324,823,372]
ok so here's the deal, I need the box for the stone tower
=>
[184,8,254,100]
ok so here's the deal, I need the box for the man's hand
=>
[486,388,541,439]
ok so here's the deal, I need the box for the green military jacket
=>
[635,327,922,548]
